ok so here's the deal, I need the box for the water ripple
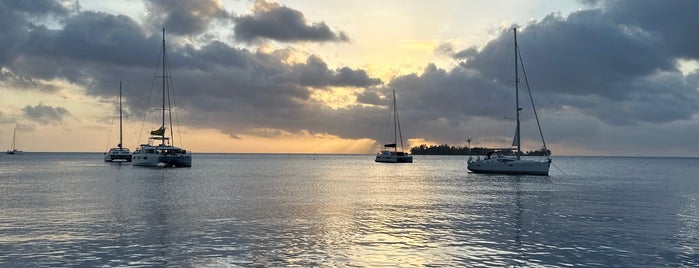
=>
[0,154,697,266]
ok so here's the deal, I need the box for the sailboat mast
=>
[119,81,123,149]
[161,28,166,145]
[11,127,16,151]
[514,28,521,158]
[393,89,398,153]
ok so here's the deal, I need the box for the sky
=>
[1,0,699,156]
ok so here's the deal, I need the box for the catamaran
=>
[104,82,132,162]
[132,29,191,167]
[467,28,551,175]
[375,89,413,163]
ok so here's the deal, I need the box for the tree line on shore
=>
[409,144,551,156]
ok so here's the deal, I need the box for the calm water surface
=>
[0,153,697,267]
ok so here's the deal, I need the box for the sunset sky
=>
[1,0,699,156]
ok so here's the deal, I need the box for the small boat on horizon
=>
[467,28,551,175]
[375,89,413,163]
[104,82,132,162]
[6,126,23,155]
[132,28,191,168]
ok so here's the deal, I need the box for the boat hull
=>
[467,158,550,175]
[104,148,132,162]
[104,154,132,162]
[375,155,413,163]
[132,152,191,167]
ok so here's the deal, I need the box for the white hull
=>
[133,144,191,167]
[132,152,191,167]
[375,150,413,163]
[375,155,413,163]
[104,148,132,162]
[6,149,22,155]
[467,157,550,175]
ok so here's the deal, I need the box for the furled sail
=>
[384,143,397,148]
[150,127,165,136]
[511,128,520,147]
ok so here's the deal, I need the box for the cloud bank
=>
[23,103,70,125]
[0,0,698,155]
[145,0,231,36]
[233,0,349,43]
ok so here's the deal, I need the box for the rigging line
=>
[164,44,175,146]
[395,90,405,152]
[173,83,184,148]
[495,32,515,139]
[517,45,548,153]
[381,90,393,149]
[393,89,397,152]
[499,32,515,84]
[104,99,117,152]
[119,87,133,149]
[164,47,184,148]
[137,44,163,145]
[552,162,567,176]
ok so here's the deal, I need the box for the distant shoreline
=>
[410,144,550,156]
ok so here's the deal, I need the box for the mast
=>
[514,28,521,158]
[393,89,398,153]
[119,81,123,150]
[11,127,16,151]
[161,28,166,145]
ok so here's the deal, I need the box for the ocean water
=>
[0,153,697,267]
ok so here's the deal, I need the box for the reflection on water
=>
[0,153,697,266]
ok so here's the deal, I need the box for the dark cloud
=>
[437,43,478,60]
[453,47,478,60]
[233,0,349,43]
[23,103,70,125]
[449,4,699,127]
[23,11,153,67]
[1,1,699,155]
[465,12,672,98]
[0,0,70,65]
[7,10,159,101]
[293,55,382,88]
[2,0,69,15]
[355,90,387,106]
[180,41,250,69]
[0,68,58,92]
[602,0,699,59]
[333,67,381,88]
[144,0,231,36]
[293,55,332,87]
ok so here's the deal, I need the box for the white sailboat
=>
[467,28,551,175]
[375,89,413,163]
[132,28,192,168]
[6,127,22,154]
[104,82,132,162]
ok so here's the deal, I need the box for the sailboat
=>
[104,82,132,162]
[132,28,192,168]
[375,89,413,163]
[467,28,551,175]
[6,127,22,154]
